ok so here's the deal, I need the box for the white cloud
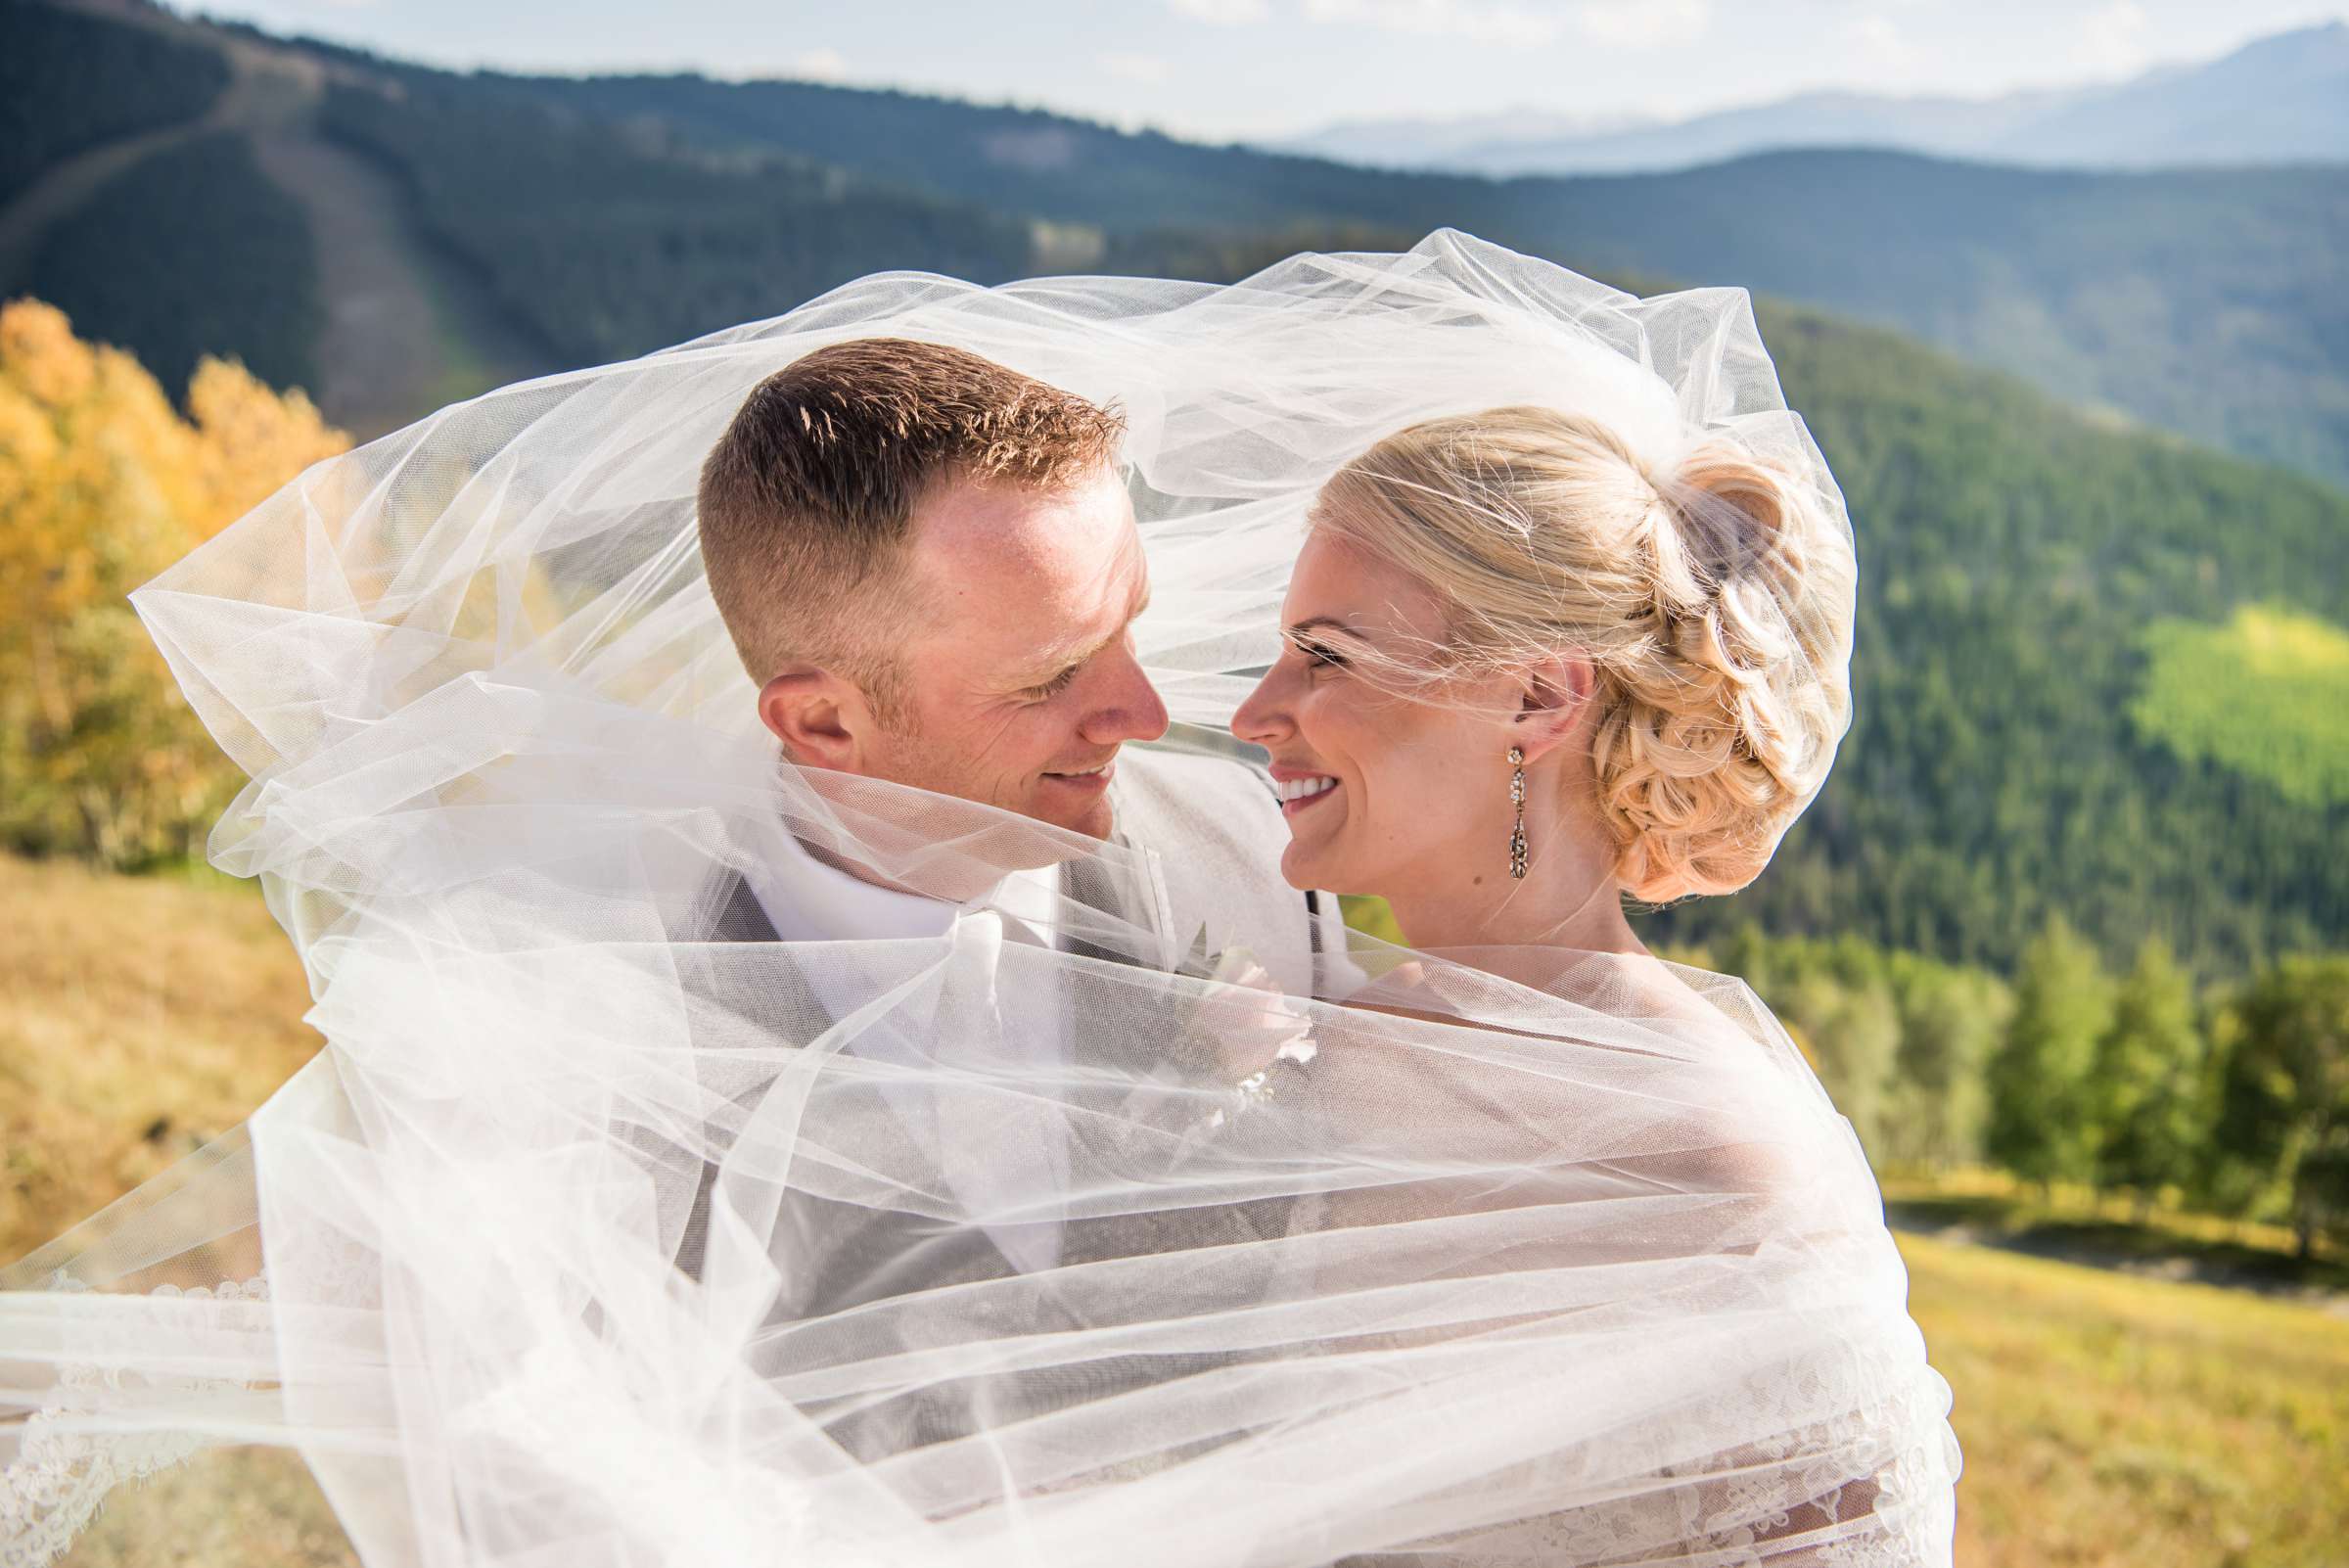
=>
[1837,12,1916,73]
[788,47,848,82]
[1298,0,1712,51]
[2080,0,2150,74]
[1100,51,1174,83]
[1301,0,1574,49]
[1575,0,1711,50]
[1169,0,1271,23]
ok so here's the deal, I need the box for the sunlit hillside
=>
[2132,604,2349,808]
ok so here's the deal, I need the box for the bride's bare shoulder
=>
[1311,949,1834,1189]
[1332,946,1763,1055]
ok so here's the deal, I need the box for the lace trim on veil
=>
[0,1272,272,1568]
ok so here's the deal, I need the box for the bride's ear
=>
[1510,654,1593,764]
[759,666,872,771]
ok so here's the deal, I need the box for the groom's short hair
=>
[699,338,1125,719]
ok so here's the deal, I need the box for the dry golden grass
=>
[62,1448,358,1568]
[0,853,323,1267]
[1900,1230,2347,1568]
[1884,1168,2341,1272]
[11,858,2344,1566]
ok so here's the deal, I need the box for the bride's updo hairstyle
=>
[1311,404,1856,902]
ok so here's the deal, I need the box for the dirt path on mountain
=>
[243,89,562,438]
[1887,1202,2349,1317]
[2,4,560,437]
[0,29,287,289]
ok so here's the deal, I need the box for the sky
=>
[181,0,2349,143]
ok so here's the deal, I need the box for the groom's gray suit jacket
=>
[672,746,1344,1468]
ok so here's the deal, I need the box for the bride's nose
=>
[1230,661,1297,747]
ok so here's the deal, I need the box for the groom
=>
[700,336,1163,849]
[685,337,1340,1320]
[695,336,1339,976]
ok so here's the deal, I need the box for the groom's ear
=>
[1510,654,1594,764]
[758,666,872,771]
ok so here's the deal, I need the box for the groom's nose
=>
[1079,639,1169,745]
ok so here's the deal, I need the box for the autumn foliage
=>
[0,299,348,867]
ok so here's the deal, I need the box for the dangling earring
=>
[1507,746,1528,880]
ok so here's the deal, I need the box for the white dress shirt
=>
[738,839,1072,1273]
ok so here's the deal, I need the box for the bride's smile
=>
[1269,769,1338,812]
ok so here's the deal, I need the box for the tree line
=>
[1706,923,2349,1259]
[519,69,2349,491]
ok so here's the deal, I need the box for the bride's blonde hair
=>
[1311,404,1855,902]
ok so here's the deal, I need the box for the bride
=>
[1216,399,1935,1558]
[0,232,1958,1566]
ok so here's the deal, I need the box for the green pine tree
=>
[1986,918,2114,1190]
[2091,938,2208,1216]
[1883,953,2011,1170]
[2217,956,2349,1259]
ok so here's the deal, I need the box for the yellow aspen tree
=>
[0,300,347,866]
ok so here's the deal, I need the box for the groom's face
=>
[859,464,1167,838]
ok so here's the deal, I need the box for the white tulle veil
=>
[0,232,1958,1566]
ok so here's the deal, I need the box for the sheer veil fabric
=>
[0,232,1959,1566]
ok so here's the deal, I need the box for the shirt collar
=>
[739,827,1082,947]
[739,830,968,944]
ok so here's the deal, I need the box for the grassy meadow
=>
[2132,603,2349,808]
[1901,1232,2345,1567]
[9,853,2344,1568]
[0,853,321,1268]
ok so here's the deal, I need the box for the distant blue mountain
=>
[1271,22,2349,175]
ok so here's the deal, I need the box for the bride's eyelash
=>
[1295,638,1347,670]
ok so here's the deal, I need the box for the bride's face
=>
[1232,530,1520,897]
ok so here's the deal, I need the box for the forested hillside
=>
[519,73,2349,490]
[1676,304,2349,973]
[27,130,319,395]
[318,74,1037,367]
[0,0,226,203]
[26,7,2348,486]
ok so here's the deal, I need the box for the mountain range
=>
[499,69,2349,491]
[1,0,2344,974]
[8,1,2344,488]
[1269,21,2349,176]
